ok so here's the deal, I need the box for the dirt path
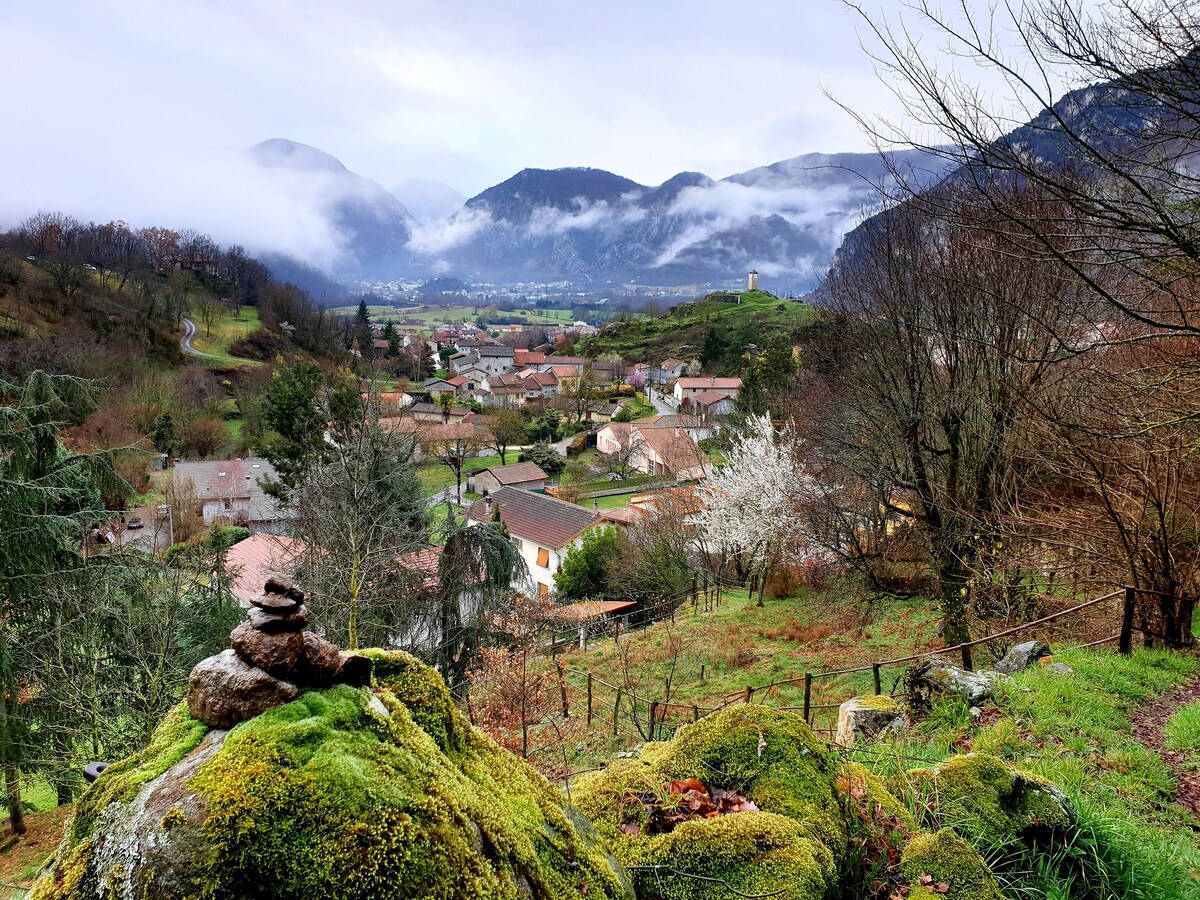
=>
[1131,676,1200,821]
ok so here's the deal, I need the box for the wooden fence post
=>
[556,659,569,717]
[802,673,812,723]
[692,704,699,722]
[586,674,593,726]
[872,663,881,696]
[613,689,621,736]
[691,573,698,608]
[649,701,659,741]
[700,664,706,682]
[743,685,752,705]
[960,642,973,672]
[1119,585,1136,655]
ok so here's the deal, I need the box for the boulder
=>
[574,705,845,900]
[909,753,1075,846]
[1043,660,1075,676]
[901,829,1003,900]
[299,631,342,687]
[247,604,309,633]
[230,622,305,678]
[834,695,908,746]
[993,640,1051,674]
[185,649,299,729]
[907,659,996,706]
[32,653,635,900]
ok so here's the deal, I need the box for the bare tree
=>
[844,0,1200,340]
[483,408,526,465]
[817,187,1086,643]
[423,425,487,504]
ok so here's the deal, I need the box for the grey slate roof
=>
[468,486,599,549]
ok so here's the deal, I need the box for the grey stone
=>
[247,605,309,633]
[994,640,1051,674]
[230,622,305,678]
[186,649,298,729]
[250,591,300,613]
[835,696,907,746]
[1045,662,1075,676]
[264,573,307,602]
[367,695,391,718]
[908,659,996,705]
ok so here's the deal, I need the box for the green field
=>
[186,307,264,367]
[416,453,502,498]
[584,290,820,364]
[327,304,574,329]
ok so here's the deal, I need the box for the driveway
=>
[649,389,676,415]
[180,318,219,358]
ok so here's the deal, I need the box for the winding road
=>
[180,317,202,355]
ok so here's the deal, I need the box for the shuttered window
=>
[538,582,549,599]
[536,547,550,568]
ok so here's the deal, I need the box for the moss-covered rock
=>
[901,829,1003,900]
[909,752,1075,846]
[574,705,843,900]
[836,762,917,830]
[32,652,633,900]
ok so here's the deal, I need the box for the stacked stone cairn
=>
[187,574,372,729]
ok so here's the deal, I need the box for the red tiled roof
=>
[599,506,646,526]
[550,600,637,621]
[676,376,742,390]
[689,390,732,407]
[399,547,441,590]
[638,427,709,478]
[225,534,306,604]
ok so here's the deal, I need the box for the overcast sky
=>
[2,0,1084,264]
[5,2,971,194]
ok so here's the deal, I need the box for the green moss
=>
[909,752,1073,846]
[67,703,208,846]
[360,648,460,755]
[160,807,185,832]
[837,762,917,830]
[575,705,843,899]
[901,829,1002,900]
[34,663,633,900]
[637,812,831,900]
[854,694,902,712]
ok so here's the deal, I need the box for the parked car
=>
[126,516,144,529]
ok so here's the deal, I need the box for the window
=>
[536,547,550,568]
[223,499,232,510]
[538,582,549,599]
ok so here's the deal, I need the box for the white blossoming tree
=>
[697,415,814,601]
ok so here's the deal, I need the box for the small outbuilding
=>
[472,461,549,495]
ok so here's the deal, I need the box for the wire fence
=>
[548,585,1171,747]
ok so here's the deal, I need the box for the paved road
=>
[180,317,202,355]
[649,389,676,415]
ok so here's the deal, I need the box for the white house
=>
[674,376,741,405]
[595,422,710,481]
[172,459,289,534]
[467,487,601,599]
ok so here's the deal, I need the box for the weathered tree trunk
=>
[0,690,25,835]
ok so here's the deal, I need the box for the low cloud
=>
[0,139,352,272]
